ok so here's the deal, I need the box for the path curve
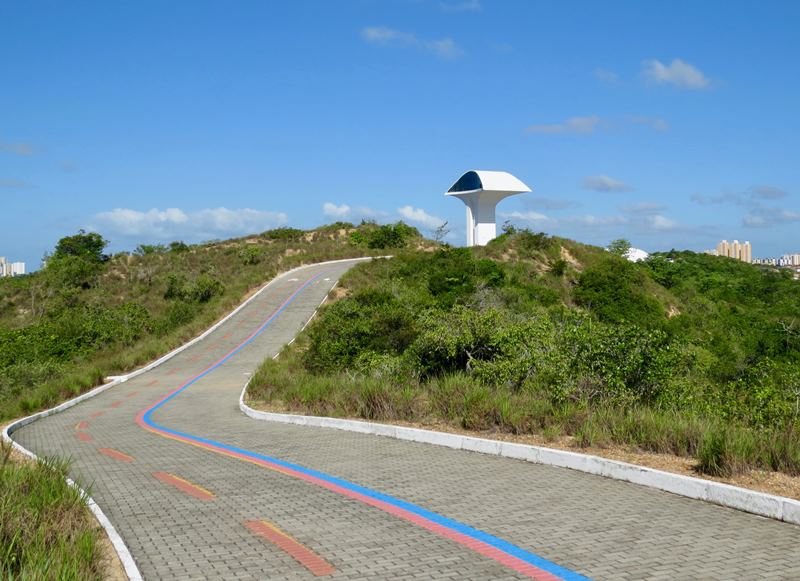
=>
[9,259,800,580]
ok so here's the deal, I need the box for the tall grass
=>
[249,344,800,478]
[0,443,103,579]
[0,227,396,421]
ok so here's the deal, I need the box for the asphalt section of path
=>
[12,259,800,580]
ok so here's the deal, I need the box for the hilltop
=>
[0,221,427,420]
[249,228,800,481]
[4,222,800,478]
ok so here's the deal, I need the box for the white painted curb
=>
[2,255,376,581]
[239,406,800,526]
[239,271,800,528]
[3,417,144,581]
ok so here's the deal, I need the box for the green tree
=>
[608,238,632,257]
[53,230,108,263]
[574,256,665,327]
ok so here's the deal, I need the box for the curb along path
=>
[8,259,800,580]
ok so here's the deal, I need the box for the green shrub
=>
[515,230,552,254]
[238,245,264,265]
[262,227,305,241]
[303,289,417,373]
[190,274,224,303]
[574,256,665,327]
[549,258,568,277]
[53,230,108,263]
[134,243,167,255]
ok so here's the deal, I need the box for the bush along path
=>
[8,259,800,580]
[252,239,800,482]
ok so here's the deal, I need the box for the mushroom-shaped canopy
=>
[444,170,532,246]
[445,170,531,196]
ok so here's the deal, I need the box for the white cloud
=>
[646,215,679,231]
[743,207,800,228]
[361,26,417,47]
[691,191,741,205]
[361,27,462,59]
[356,206,388,218]
[0,179,33,189]
[323,202,351,218]
[524,196,572,210]
[498,210,552,224]
[630,116,669,132]
[0,138,34,156]
[398,205,446,229]
[568,215,628,227]
[525,116,600,135]
[427,38,462,59]
[643,59,710,89]
[582,175,632,193]
[750,185,788,200]
[620,202,666,215]
[322,202,386,221]
[692,186,789,206]
[92,207,287,240]
[594,68,619,83]
[440,0,481,12]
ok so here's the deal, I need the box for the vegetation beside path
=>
[0,220,424,577]
[0,442,105,580]
[249,229,800,482]
[0,221,422,422]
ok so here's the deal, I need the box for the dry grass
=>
[0,438,108,579]
[250,399,800,501]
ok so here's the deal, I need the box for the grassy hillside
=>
[250,229,800,478]
[0,221,426,421]
[0,220,425,578]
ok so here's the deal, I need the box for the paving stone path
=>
[12,259,800,580]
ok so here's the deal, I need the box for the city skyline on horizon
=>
[2,1,799,269]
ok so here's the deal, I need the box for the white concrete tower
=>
[445,170,531,246]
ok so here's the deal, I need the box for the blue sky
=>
[2,0,799,268]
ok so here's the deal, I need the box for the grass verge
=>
[248,341,800,490]
[0,441,105,579]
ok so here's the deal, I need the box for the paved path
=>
[12,260,800,580]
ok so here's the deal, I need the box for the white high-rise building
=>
[0,256,26,277]
[715,240,752,263]
[779,254,800,267]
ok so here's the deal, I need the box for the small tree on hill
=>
[54,230,109,263]
[608,238,632,257]
[432,221,449,244]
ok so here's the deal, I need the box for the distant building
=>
[713,240,752,263]
[779,253,800,267]
[624,248,650,263]
[0,257,26,277]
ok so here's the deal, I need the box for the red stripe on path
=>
[153,472,215,501]
[75,421,89,430]
[98,448,134,462]
[76,432,93,442]
[126,391,139,398]
[146,379,159,387]
[223,332,232,340]
[90,410,105,418]
[245,520,335,576]
[110,401,123,408]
